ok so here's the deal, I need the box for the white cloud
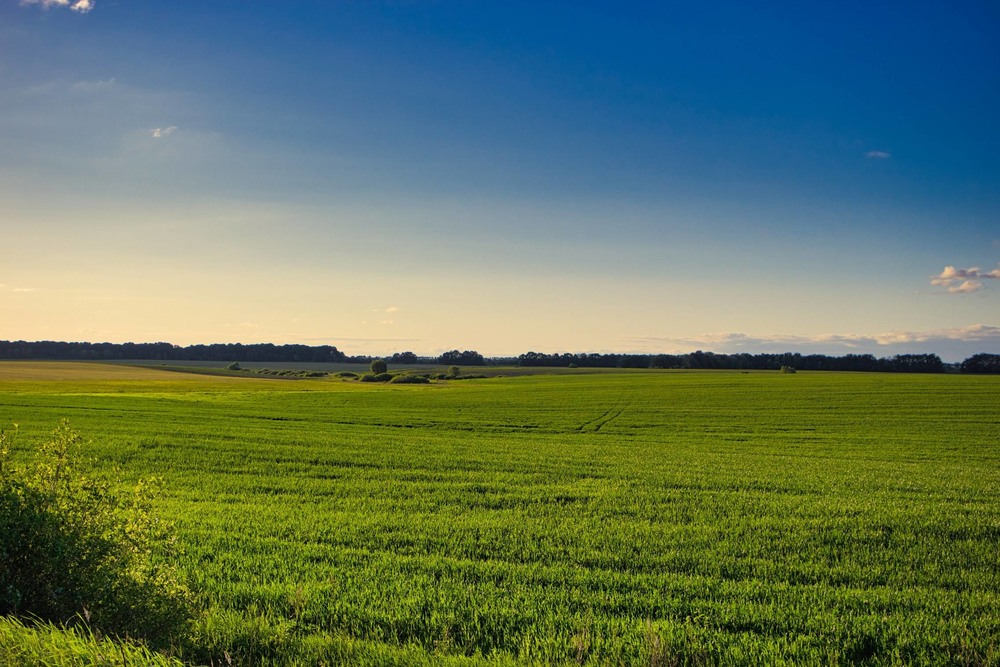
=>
[385,306,400,314]
[865,150,891,159]
[151,126,178,139]
[931,264,1000,292]
[20,0,94,13]
[949,280,984,294]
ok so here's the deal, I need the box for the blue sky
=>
[1,1,998,359]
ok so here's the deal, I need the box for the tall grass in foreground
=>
[0,616,183,667]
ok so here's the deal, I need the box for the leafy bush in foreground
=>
[0,422,193,647]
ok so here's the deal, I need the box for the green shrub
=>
[359,373,394,383]
[370,359,388,375]
[0,422,193,648]
[389,374,430,384]
[226,362,242,371]
[779,366,797,374]
[335,372,359,379]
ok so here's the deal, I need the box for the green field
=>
[1,362,998,665]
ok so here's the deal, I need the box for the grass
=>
[1,362,998,665]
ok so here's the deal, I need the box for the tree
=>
[961,353,1000,374]
[370,359,388,374]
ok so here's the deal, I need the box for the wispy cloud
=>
[931,264,1000,293]
[70,78,117,92]
[865,150,891,159]
[0,283,37,293]
[385,305,400,314]
[151,126,178,139]
[20,0,94,13]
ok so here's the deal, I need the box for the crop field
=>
[1,362,999,665]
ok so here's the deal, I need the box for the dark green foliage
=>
[961,353,1000,374]
[0,422,192,647]
[779,366,797,374]
[369,359,388,375]
[388,374,430,384]
[447,366,461,378]
[359,373,393,383]
[437,350,485,365]
[226,362,242,371]
[335,372,359,379]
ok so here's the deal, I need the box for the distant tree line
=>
[517,351,962,373]
[2,340,998,374]
[0,340,346,363]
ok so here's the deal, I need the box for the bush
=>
[369,359,388,375]
[388,374,430,384]
[780,366,797,374]
[226,362,241,371]
[335,372,358,379]
[0,422,193,648]
[359,373,393,383]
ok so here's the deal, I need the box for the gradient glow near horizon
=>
[2,2,998,360]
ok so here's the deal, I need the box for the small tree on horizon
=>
[370,359,388,375]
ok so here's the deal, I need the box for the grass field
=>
[1,361,998,665]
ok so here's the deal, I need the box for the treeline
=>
[517,351,996,374]
[2,340,998,374]
[0,340,347,363]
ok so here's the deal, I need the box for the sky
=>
[1,1,998,360]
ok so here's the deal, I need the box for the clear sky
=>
[2,1,998,360]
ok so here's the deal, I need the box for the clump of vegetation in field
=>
[0,421,193,649]
[360,372,394,383]
[389,374,430,384]
[253,368,328,378]
[335,371,359,379]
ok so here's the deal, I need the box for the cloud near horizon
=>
[931,264,1000,293]
[865,150,891,159]
[20,0,94,13]
[626,325,1000,359]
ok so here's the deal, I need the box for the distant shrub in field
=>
[226,362,241,371]
[389,374,430,384]
[335,371,358,379]
[359,373,393,383]
[369,359,388,375]
[0,422,193,648]
[447,366,461,378]
[780,366,797,374]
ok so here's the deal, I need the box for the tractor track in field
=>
[577,396,629,432]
